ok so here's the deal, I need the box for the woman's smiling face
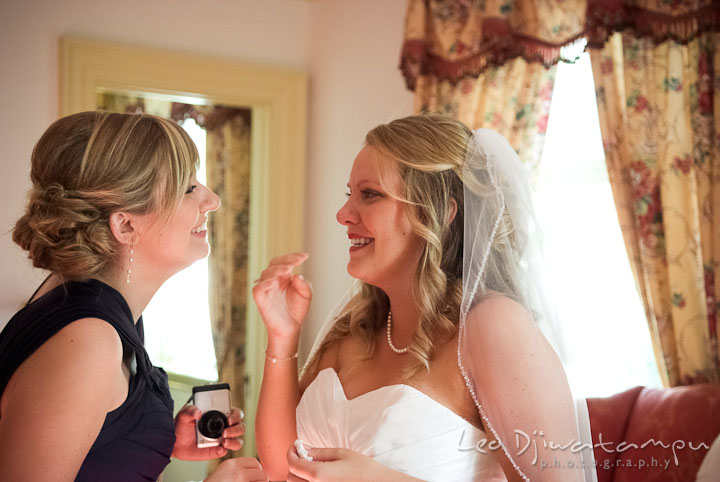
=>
[135,174,221,277]
[336,145,425,289]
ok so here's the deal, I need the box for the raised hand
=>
[252,252,312,339]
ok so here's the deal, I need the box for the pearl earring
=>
[126,245,134,284]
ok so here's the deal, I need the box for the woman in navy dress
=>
[0,111,268,482]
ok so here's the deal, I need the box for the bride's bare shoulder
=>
[298,337,342,393]
[466,293,534,331]
[463,293,546,358]
[298,331,370,393]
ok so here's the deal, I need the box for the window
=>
[534,52,662,398]
[142,118,219,381]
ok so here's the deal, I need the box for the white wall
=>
[0,0,412,354]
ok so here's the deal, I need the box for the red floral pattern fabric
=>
[590,31,720,386]
[400,0,720,89]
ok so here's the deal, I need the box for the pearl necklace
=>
[386,310,410,354]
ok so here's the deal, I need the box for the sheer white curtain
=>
[533,53,662,398]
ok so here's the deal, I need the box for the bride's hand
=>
[252,252,312,339]
[204,457,268,482]
[286,446,419,482]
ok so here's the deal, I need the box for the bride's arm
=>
[253,252,312,480]
[256,332,302,480]
[287,446,426,482]
[465,295,582,482]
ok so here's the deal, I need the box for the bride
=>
[253,115,594,481]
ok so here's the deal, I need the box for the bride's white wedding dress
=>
[296,367,506,481]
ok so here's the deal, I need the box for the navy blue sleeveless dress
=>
[0,279,176,481]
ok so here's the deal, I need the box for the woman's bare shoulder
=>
[0,318,123,480]
[466,294,536,337]
[43,317,124,363]
[469,292,530,319]
[2,317,123,406]
[298,337,342,394]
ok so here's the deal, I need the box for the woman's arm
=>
[287,446,426,482]
[252,252,312,480]
[478,418,524,482]
[465,296,582,482]
[256,332,303,480]
[204,457,269,482]
[0,318,125,481]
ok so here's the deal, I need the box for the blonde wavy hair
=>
[13,111,198,281]
[305,115,482,380]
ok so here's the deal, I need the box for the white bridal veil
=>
[457,129,597,481]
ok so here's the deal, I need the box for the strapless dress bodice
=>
[296,367,506,481]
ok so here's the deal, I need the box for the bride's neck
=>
[386,290,420,342]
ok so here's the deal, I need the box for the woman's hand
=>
[204,457,268,482]
[286,445,420,482]
[172,405,245,461]
[252,252,312,339]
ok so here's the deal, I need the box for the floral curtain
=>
[204,110,251,428]
[590,31,720,387]
[413,60,556,174]
[401,0,588,169]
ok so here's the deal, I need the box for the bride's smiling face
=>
[336,145,425,289]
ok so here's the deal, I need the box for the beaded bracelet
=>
[265,350,299,364]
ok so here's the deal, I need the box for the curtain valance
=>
[401,0,720,90]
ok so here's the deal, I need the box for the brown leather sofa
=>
[587,384,720,482]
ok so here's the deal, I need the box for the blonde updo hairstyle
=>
[13,111,198,281]
[306,115,479,380]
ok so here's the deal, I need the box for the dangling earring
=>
[126,245,134,284]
